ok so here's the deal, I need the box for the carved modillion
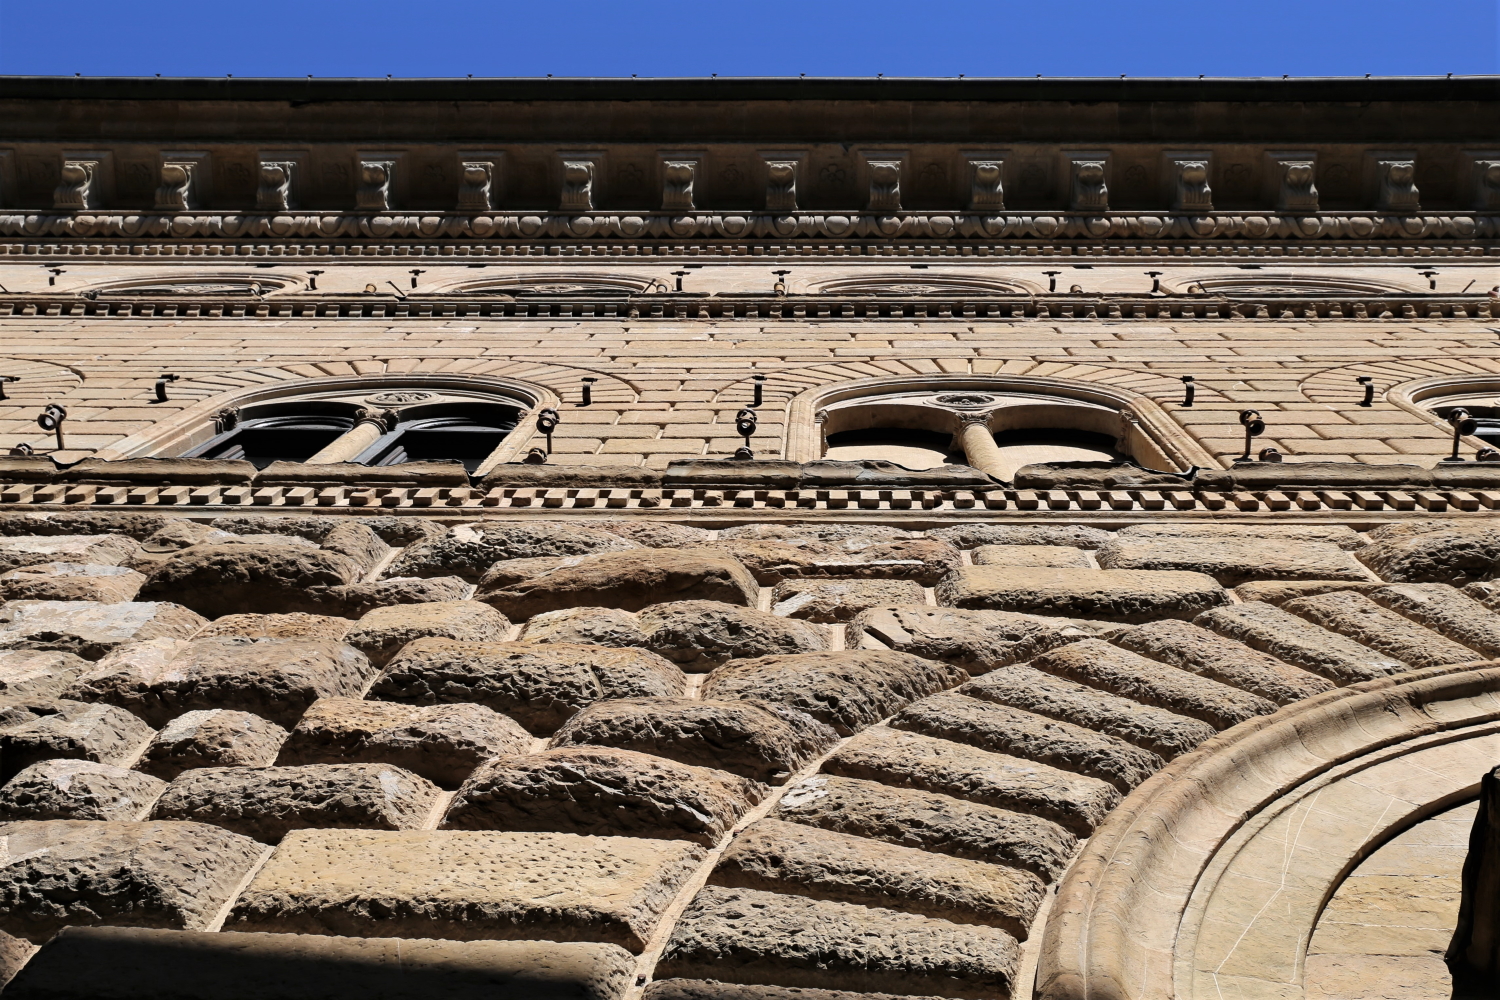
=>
[457,162,494,212]
[1376,159,1419,213]
[561,160,594,212]
[153,162,196,212]
[1070,158,1108,211]
[356,160,395,211]
[1473,159,1500,211]
[969,160,1004,211]
[766,160,798,212]
[662,160,696,212]
[1273,158,1319,213]
[1169,158,1212,212]
[53,160,100,211]
[257,161,296,212]
[867,160,902,213]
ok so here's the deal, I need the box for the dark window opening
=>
[357,414,519,473]
[184,415,356,470]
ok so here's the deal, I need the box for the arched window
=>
[185,412,356,469]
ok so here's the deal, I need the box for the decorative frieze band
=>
[1,211,1496,242]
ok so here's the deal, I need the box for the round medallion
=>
[365,391,435,405]
[934,393,996,408]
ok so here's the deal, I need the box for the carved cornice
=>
[2,211,1498,242]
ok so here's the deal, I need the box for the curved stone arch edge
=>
[1387,371,1500,455]
[1036,660,1500,1000]
[91,372,568,470]
[777,373,1220,471]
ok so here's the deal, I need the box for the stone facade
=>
[0,76,1496,999]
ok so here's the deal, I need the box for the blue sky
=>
[1,0,1496,78]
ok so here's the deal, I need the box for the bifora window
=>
[184,412,356,469]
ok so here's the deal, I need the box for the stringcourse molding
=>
[1036,661,1500,1000]
[2,211,1497,243]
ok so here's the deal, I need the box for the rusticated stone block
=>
[820,727,1119,836]
[386,522,639,581]
[151,763,441,843]
[769,579,926,623]
[479,555,591,590]
[64,636,377,728]
[549,698,838,784]
[521,606,651,648]
[313,576,471,619]
[1113,618,1334,705]
[278,696,531,788]
[972,544,1091,568]
[1195,601,1407,684]
[316,522,389,574]
[1356,523,1500,585]
[477,549,757,620]
[194,612,353,641]
[961,664,1215,760]
[227,828,704,951]
[702,651,966,736]
[774,773,1076,880]
[1027,639,1277,729]
[711,818,1044,936]
[935,566,1228,623]
[1096,535,1368,586]
[720,524,917,545]
[0,819,265,943]
[134,709,289,781]
[593,520,714,548]
[372,638,685,735]
[656,885,1018,999]
[1115,522,1365,550]
[138,544,364,618]
[926,523,1113,550]
[0,600,205,661]
[0,562,145,603]
[1369,584,1500,658]
[0,512,165,541]
[343,600,512,667]
[891,690,1164,792]
[5,927,636,1000]
[1284,590,1479,668]
[0,535,141,574]
[1233,580,1384,605]
[0,648,92,704]
[444,746,766,845]
[639,601,824,671]
[644,983,940,1000]
[213,514,448,548]
[723,538,960,587]
[847,606,1094,675]
[0,702,155,783]
[0,760,165,822]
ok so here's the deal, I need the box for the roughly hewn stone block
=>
[0,819,265,942]
[711,819,1044,936]
[769,579,926,623]
[65,636,377,728]
[593,520,714,548]
[961,664,1215,759]
[926,524,1113,550]
[0,535,141,574]
[644,982,941,1000]
[278,696,531,788]
[550,698,837,784]
[1112,618,1334,705]
[639,601,824,671]
[720,524,917,545]
[1195,601,1407,683]
[372,638,685,735]
[1027,639,1277,729]
[972,544,1091,568]
[1115,522,1365,550]
[1232,580,1384,606]
[0,648,92,703]
[0,600,205,661]
[0,513,163,541]
[134,709,289,781]
[227,828,704,951]
[343,600,512,667]
[478,549,758,620]
[213,515,447,549]
[724,539,960,587]
[1283,590,1479,668]
[702,651,966,736]
[935,566,1228,623]
[316,522,389,574]
[847,606,1093,675]
[520,606,651,647]
[138,544,364,618]
[656,885,1019,999]
[0,563,145,603]
[774,773,1076,880]
[1096,536,1368,586]
[444,746,765,845]
[0,760,165,822]
[194,613,353,641]
[5,927,636,1000]
[891,690,1164,792]
[820,727,1119,836]
[387,522,639,581]
[1356,523,1500,585]
[151,763,441,843]
[1368,584,1500,658]
[313,576,472,619]
[0,702,155,783]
